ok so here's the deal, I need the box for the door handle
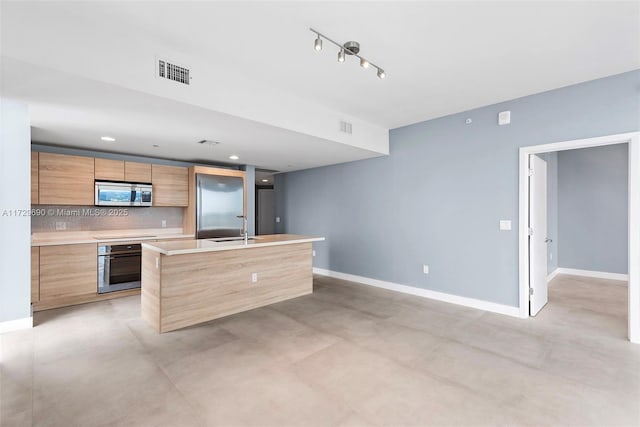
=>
[545,238,552,243]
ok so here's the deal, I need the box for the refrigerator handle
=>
[196,178,202,238]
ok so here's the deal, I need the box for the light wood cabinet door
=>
[38,153,95,205]
[125,161,152,183]
[152,165,188,206]
[39,243,97,300]
[31,247,39,303]
[31,151,39,204]
[95,158,125,181]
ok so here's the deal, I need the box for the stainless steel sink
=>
[207,237,257,243]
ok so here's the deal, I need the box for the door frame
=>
[518,131,640,343]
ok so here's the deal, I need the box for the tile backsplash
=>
[31,206,184,232]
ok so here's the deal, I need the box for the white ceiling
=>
[1,1,639,169]
[1,58,381,172]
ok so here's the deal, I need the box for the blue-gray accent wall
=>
[558,144,628,274]
[276,69,639,307]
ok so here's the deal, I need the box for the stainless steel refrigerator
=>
[196,173,244,239]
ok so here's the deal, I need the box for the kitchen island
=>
[141,234,324,333]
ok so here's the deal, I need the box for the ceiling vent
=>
[197,139,220,146]
[339,121,353,134]
[158,59,191,85]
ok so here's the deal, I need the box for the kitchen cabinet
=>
[38,152,95,205]
[125,161,152,183]
[31,247,39,303]
[152,165,188,207]
[95,158,125,181]
[39,243,97,300]
[31,151,39,204]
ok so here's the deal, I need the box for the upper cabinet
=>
[31,151,39,204]
[94,159,152,183]
[95,158,125,181]
[33,152,188,207]
[152,165,189,207]
[125,161,152,183]
[38,152,95,205]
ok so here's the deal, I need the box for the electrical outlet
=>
[275,217,281,223]
[55,222,66,231]
[161,220,167,228]
[550,252,553,261]
[423,265,429,274]
[312,250,316,257]
[251,273,258,283]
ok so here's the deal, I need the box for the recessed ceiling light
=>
[229,155,239,160]
[100,136,116,142]
[261,179,269,183]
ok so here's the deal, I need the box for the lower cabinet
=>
[31,247,39,303]
[39,243,97,300]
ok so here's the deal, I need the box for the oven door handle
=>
[107,253,141,260]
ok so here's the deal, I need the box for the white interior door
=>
[529,154,549,316]
[257,189,275,235]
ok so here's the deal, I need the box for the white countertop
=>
[31,228,194,246]
[142,234,324,256]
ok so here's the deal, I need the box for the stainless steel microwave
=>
[94,182,152,207]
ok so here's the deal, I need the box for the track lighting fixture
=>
[310,28,386,80]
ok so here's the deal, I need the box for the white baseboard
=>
[547,268,560,283]
[0,316,33,334]
[556,268,628,282]
[313,268,522,318]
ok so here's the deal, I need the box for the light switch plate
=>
[275,217,281,223]
[498,111,511,125]
[499,220,512,231]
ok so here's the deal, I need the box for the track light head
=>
[360,58,369,69]
[377,68,386,79]
[338,49,345,63]
[314,35,322,51]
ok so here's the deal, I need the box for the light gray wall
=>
[276,69,639,307]
[0,99,31,323]
[244,165,256,236]
[558,144,628,274]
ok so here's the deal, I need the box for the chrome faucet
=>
[237,215,248,244]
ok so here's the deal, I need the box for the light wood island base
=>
[141,235,322,333]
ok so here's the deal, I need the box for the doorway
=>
[519,132,640,343]
[257,188,275,235]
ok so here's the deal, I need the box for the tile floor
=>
[1,274,639,426]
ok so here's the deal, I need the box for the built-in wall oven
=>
[98,244,142,294]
